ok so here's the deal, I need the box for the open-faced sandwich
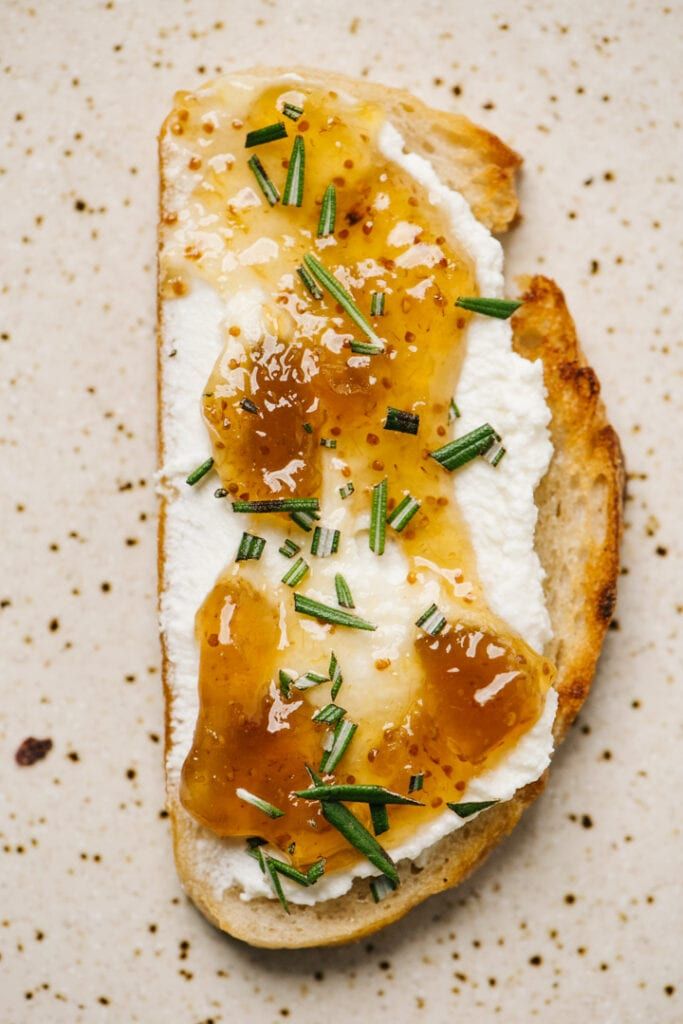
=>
[157,68,623,948]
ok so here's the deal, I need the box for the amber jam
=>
[161,79,554,872]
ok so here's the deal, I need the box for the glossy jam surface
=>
[161,79,554,872]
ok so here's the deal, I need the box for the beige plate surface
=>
[1,1,681,1021]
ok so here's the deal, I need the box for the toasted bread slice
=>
[158,71,624,948]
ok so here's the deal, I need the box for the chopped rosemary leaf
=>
[282,135,305,207]
[279,538,301,559]
[240,398,260,414]
[293,594,376,630]
[186,457,214,486]
[235,787,285,819]
[264,855,289,913]
[232,498,319,514]
[319,719,357,773]
[282,102,304,122]
[369,478,388,555]
[245,121,287,148]
[320,437,337,449]
[370,802,389,836]
[370,291,386,316]
[483,439,506,467]
[235,532,266,562]
[408,772,424,793]
[281,557,309,587]
[292,784,421,806]
[214,487,228,499]
[350,340,384,355]
[329,650,343,699]
[415,603,447,636]
[455,296,522,319]
[297,265,324,300]
[306,857,326,883]
[293,671,328,691]
[289,508,321,532]
[384,406,420,435]
[311,525,340,557]
[278,669,294,698]
[339,482,355,500]
[302,421,314,434]
[311,703,347,725]
[429,423,499,472]
[247,154,280,205]
[447,799,499,818]
[448,397,461,422]
[387,493,421,532]
[320,798,398,886]
[334,573,355,610]
[246,835,267,849]
[370,875,397,903]
[265,857,311,887]
[317,183,337,237]
[303,253,381,344]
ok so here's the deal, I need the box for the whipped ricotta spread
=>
[159,77,554,905]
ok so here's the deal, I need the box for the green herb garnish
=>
[320,437,337,449]
[302,421,314,434]
[311,703,347,725]
[289,508,321,532]
[350,340,383,355]
[317,791,398,886]
[384,407,420,435]
[317,184,336,237]
[448,398,461,422]
[387,494,420,532]
[235,787,284,819]
[297,265,323,300]
[415,603,447,636]
[429,423,500,472]
[282,102,303,122]
[292,784,421,806]
[370,875,397,903]
[282,135,305,207]
[281,557,309,587]
[455,296,522,319]
[235,532,266,561]
[369,478,388,555]
[370,291,386,316]
[329,650,343,699]
[303,253,381,344]
[278,669,295,698]
[334,573,355,609]
[214,487,228,499]
[408,773,424,793]
[247,154,280,205]
[240,398,260,414]
[293,594,376,630]
[279,538,301,559]
[293,670,328,691]
[370,803,389,836]
[232,498,319,514]
[245,122,287,148]
[447,799,499,818]
[339,482,355,500]
[311,526,340,557]
[319,718,357,773]
[186,457,214,486]
[306,858,326,883]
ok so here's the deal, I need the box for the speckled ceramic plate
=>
[1,1,681,1021]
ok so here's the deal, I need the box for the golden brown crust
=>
[158,71,623,948]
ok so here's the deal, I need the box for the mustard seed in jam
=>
[160,79,554,875]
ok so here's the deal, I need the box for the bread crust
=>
[158,71,624,949]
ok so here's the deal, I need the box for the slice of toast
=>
[158,70,624,948]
